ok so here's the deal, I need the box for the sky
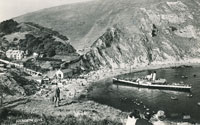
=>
[0,0,94,22]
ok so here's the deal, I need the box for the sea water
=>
[88,66,200,123]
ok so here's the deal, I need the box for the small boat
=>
[197,102,200,106]
[183,115,191,120]
[170,113,179,117]
[181,76,188,79]
[146,112,150,115]
[187,94,193,98]
[171,96,178,100]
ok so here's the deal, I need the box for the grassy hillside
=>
[0,20,77,57]
[0,69,38,96]
[15,1,102,50]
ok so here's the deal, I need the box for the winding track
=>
[0,58,42,76]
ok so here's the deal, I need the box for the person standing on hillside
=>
[54,83,60,107]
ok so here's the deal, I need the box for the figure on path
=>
[54,83,60,107]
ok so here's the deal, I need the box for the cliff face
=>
[81,0,200,69]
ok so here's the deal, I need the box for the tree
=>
[47,49,56,57]
[0,19,19,34]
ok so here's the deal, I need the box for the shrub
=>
[0,19,19,34]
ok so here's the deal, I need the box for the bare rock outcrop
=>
[80,1,200,69]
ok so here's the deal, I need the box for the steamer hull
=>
[113,78,191,92]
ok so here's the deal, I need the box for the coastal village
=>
[3,48,80,81]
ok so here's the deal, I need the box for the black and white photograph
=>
[0,0,200,124]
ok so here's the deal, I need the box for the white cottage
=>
[56,69,73,79]
[6,49,25,60]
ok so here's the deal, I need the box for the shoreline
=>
[1,61,200,125]
[91,62,200,84]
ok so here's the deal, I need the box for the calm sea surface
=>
[88,66,200,123]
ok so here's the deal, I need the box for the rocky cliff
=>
[81,0,200,69]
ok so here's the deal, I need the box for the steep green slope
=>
[0,20,77,57]
[15,1,103,50]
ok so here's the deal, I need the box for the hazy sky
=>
[0,0,94,22]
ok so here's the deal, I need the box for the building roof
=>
[6,49,24,54]
[0,64,5,66]
[46,70,57,78]
[25,76,43,81]
[60,68,73,73]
